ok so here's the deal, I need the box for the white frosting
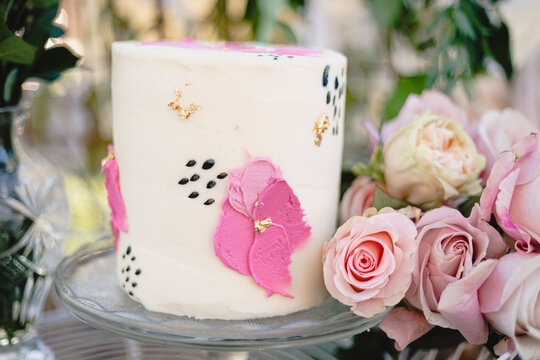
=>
[112,41,346,319]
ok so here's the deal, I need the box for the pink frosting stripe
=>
[213,157,311,297]
[141,38,323,57]
[102,145,128,250]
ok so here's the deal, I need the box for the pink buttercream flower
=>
[323,208,417,318]
[479,133,540,253]
[214,157,311,297]
[397,207,506,348]
[479,252,540,360]
[102,145,128,250]
[474,109,538,183]
[339,176,377,225]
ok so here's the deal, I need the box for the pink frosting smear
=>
[102,145,128,250]
[142,38,323,57]
[214,157,311,297]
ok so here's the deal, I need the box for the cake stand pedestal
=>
[54,240,385,359]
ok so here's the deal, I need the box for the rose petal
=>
[249,224,293,298]
[379,307,435,351]
[437,259,497,344]
[214,197,254,275]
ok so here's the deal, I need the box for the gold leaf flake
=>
[313,115,330,146]
[168,90,200,120]
[254,217,273,233]
[101,151,115,168]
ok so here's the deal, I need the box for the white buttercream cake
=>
[107,40,347,320]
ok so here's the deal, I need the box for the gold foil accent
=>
[168,90,200,120]
[254,217,273,233]
[101,151,115,168]
[313,115,330,147]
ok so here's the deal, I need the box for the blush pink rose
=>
[323,209,417,318]
[339,176,376,225]
[474,109,538,182]
[389,207,507,348]
[479,133,540,253]
[479,253,540,360]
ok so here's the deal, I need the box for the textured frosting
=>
[112,40,346,319]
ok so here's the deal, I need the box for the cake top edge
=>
[112,39,346,61]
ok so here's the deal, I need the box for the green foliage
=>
[0,0,80,106]
[458,194,481,217]
[372,186,408,211]
[352,145,385,184]
[243,0,305,43]
[382,74,427,123]
[369,0,513,121]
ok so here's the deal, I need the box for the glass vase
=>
[0,96,70,360]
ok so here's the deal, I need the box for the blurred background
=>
[28,0,540,255]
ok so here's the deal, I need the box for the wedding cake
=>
[104,40,347,320]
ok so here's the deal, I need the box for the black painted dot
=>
[129,291,134,296]
[122,254,126,259]
[126,266,131,272]
[125,277,130,282]
[273,56,278,60]
[132,282,138,288]
[135,269,141,276]
[326,92,331,104]
[257,54,263,57]
[190,174,200,181]
[189,192,199,199]
[334,106,337,117]
[217,172,228,179]
[336,122,339,135]
[287,55,294,58]
[334,77,339,89]
[131,256,136,261]
[322,65,330,87]
[204,199,215,205]
[202,159,215,170]
[332,127,336,135]
[186,160,196,167]
[339,87,343,98]
[121,269,125,274]
[122,284,125,288]
[178,178,189,185]
[126,246,131,255]
[207,180,216,189]
[332,95,336,105]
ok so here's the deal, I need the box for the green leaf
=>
[49,25,65,38]
[26,0,60,9]
[454,9,476,39]
[30,46,79,81]
[0,35,37,64]
[22,4,59,48]
[485,23,513,79]
[3,68,19,104]
[351,146,385,184]
[368,0,402,28]
[372,187,408,211]
[458,194,481,217]
[382,74,427,123]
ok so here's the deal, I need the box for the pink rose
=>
[479,133,540,253]
[387,207,506,349]
[474,109,538,182]
[339,176,376,225]
[323,209,417,318]
[479,253,540,360]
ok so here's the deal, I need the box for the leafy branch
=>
[0,0,80,107]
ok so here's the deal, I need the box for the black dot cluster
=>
[256,53,295,61]
[178,159,227,206]
[322,65,346,136]
[120,245,142,298]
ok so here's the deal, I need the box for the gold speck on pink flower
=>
[168,90,200,120]
[101,151,115,168]
[313,115,330,146]
[254,217,273,233]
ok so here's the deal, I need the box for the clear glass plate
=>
[54,240,385,351]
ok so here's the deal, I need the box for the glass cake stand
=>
[54,239,385,358]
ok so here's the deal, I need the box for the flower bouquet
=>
[325,90,540,359]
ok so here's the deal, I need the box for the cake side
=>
[110,40,347,319]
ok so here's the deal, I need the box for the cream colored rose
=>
[383,113,485,206]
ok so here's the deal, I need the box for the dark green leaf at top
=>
[0,35,37,65]
[30,46,80,81]
[26,0,60,10]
